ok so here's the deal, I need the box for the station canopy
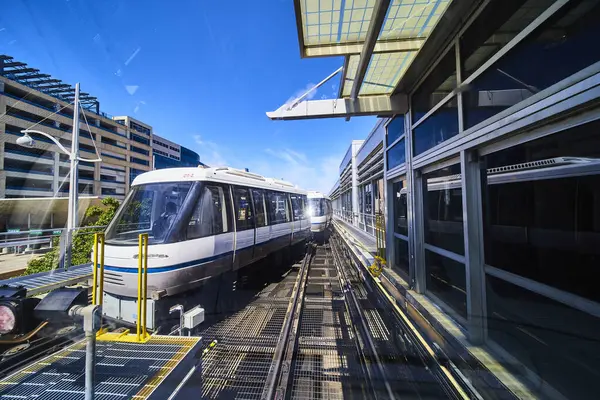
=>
[267,0,452,120]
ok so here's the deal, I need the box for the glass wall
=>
[422,164,466,318]
[386,115,404,146]
[387,139,406,170]
[482,120,600,399]
[462,0,600,130]
[392,178,409,279]
[380,0,600,397]
[412,47,459,156]
[413,98,459,156]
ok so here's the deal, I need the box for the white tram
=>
[307,191,332,233]
[101,167,310,327]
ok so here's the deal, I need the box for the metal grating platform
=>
[0,264,92,296]
[289,247,370,400]
[0,336,200,400]
[199,266,303,399]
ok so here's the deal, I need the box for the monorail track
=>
[2,233,473,399]
[179,232,464,400]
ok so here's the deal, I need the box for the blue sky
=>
[1,0,377,193]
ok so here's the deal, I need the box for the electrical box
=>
[183,306,204,330]
[103,292,156,330]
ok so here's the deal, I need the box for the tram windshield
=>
[308,198,326,217]
[105,182,193,245]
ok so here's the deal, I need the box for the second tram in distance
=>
[307,191,332,233]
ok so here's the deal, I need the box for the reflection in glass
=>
[412,47,457,123]
[482,122,600,303]
[386,115,405,146]
[423,164,464,255]
[486,275,600,399]
[463,0,600,130]
[188,185,228,238]
[460,0,557,80]
[425,250,467,318]
[413,98,459,156]
[386,139,406,170]
[105,182,192,244]
[392,180,408,237]
[308,198,326,217]
[394,237,409,278]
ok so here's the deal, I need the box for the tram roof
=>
[131,166,308,194]
[307,191,330,200]
[267,0,477,120]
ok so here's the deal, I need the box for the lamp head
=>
[16,134,34,148]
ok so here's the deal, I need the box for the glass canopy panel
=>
[342,55,360,97]
[301,0,344,45]
[342,51,417,96]
[380,0,452,40]
[359,51,417,95]
[339,0,377,43]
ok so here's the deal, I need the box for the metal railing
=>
[333,209,379,234]
[333,209,386,258]
[95,232,151,343]
[0,225,107,254]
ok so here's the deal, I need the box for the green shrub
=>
[24,197,120,275]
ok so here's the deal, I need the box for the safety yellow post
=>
[136,234,143,342]
[142,233,149,339]
[98,233,105,307]
[92,233,99,305]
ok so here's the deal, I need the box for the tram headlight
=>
[0,304,16,334]
[0,285,41,336]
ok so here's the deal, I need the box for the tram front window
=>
[308,198,325,217]
[105,182,193,244]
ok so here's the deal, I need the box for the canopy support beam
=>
[351,0,391,100]
[266,94,407,120]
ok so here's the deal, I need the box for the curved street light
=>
[13,83,103,271]
[18,129,102,163]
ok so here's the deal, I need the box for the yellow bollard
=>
[142,233,148,339]
[136,234,143,342]
[92,233,99,305]
[98,233,105,307]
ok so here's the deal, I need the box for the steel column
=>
[460,150,487,344]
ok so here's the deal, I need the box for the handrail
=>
[137,233,149,341]
[92,233,105,306]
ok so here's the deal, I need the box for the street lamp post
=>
[65,82,81,269]
[16,83,102,268]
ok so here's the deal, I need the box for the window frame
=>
[267,190,291,225]
[250,188,268,227]
[232,185,255,232]
[185,183,231,240]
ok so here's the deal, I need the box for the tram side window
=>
[268,191,290,224]
[289,194,302,221]
[187,185,228,239]
[233,186,254,231]
[251,189,267,227]
[301,195,308,218]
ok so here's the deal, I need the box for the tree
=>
[24,197,120,275]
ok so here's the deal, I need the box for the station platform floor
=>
[332,219,538,399]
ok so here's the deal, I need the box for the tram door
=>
[232,186,255,270]
[251,189,269,261]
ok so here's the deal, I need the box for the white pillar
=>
[65,83,80,268]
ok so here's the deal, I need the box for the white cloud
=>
[194,135,228,167]
[249,148,342,194]
[284,82,318,109]
[192,137,342,194]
